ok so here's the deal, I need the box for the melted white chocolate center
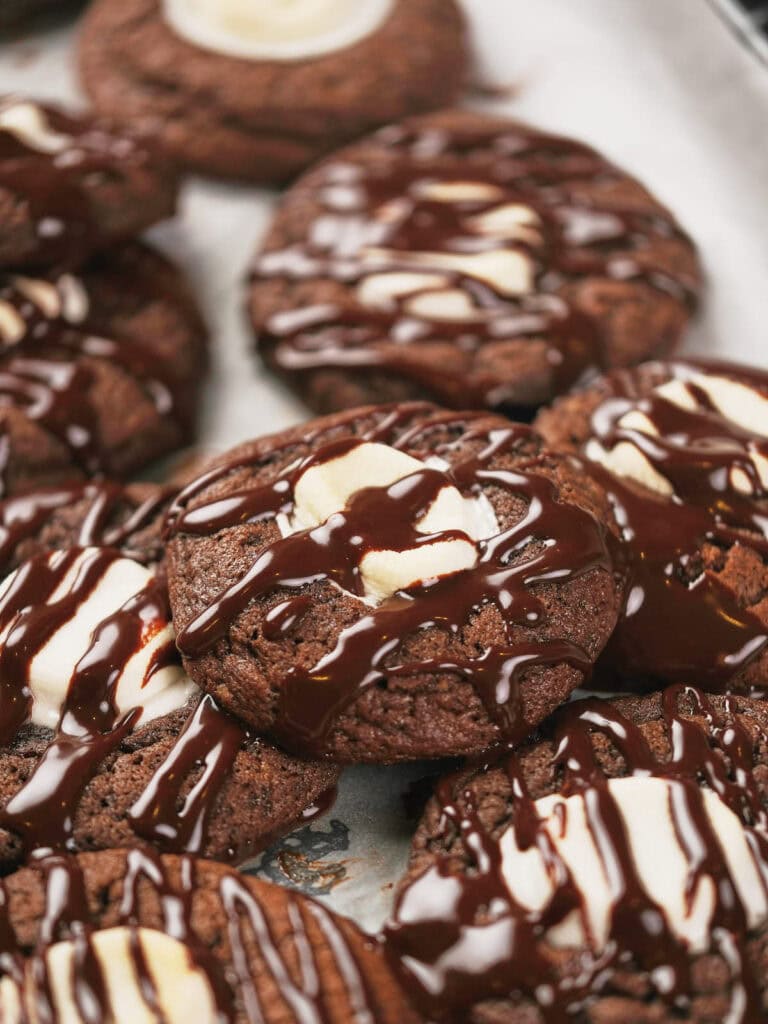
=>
[162,0,394,61]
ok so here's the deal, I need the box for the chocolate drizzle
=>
[252,120,698,409]
[383,685,768,1022]
[581,359,768,690]
[0,546,258,866]
[0,480,174,574]
[0,849,387,1024]
[0,851,237,1023]
[0,271,190,495]
[169,409,613,754]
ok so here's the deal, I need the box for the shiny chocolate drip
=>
[220,872,376,1024]
[0,847,389,1024]
[0,547,253,866]
[0,851,237,1023]
[583,359,768,690]
[171,415,612,753]
[253,122,698,409]
[0,272,189,496]
[383,685,768,1022]
[0,480,174,574]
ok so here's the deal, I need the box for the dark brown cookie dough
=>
[0,850,419,1023]
[248,109,701,416]
[0,545,339,871]
[385,686,768,1023]
[77,0,468,183]
[0,480,175,576]
[166,403,621,762]
[0,97,177,268]
[534,358,768,693]
[0,242,207,497]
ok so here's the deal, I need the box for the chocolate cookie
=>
[248,108,701,416]
[385,686,768,1023]
[0,849,418,1023]
[78,0,468,183]
[0,242,207,497]
[534,358,768,693]
[166,403,621,762]
[0,98,177,268]
[0,545,339,870]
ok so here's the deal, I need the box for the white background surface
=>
[1,0,767,931]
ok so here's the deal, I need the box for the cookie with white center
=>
[535,358,768,693]
[385,686,768,1023]
[77,0,468,183]
[165,402,622,762]
[0,849,419,1023]
[0,545,339,871]
[0,242,207,497]
[248,108,701,416]
[0,98,177,268]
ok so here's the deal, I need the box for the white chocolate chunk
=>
[467,202,543,245]
[0,550,198,730]
[361,538,479,604]
[405,288,482,322]
[162,0,394,61]
[664,372,768,439]
[0,101,71,154]
[585,438,673,496]
[364,246,535,297]
[357,271,448,309]
[0,301,25,345]
[413,180,507,203]
[3,928,218,1024]
[499,776,768,955]
[12,276,62,319]
[282,441,499,603]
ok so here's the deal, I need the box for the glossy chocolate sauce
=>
[383,684,768,1022]
[581,359,768,690]
[0,851,237,1023]
[0,849,384,1024]
[252,121,698,409]
[0,546,256,865]
[0,480,174,574]
[169,410,613,753]
[0,271,189,495]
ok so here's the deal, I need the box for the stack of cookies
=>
[0,2,766,1022]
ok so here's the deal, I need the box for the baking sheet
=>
[1,0,767,934]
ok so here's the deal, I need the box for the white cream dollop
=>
[162,0,394,61]
[280,441,499,604]
[586,370,768,497]
[0,549,197,730]
[0,928,218,1024]
[499,776,768,954]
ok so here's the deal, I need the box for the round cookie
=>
[385,686,768,1023]
[78,0,468,183]
[534,358,768,693]
[0,97,177,268]
[166,402,622,762]
[0,545,339,870]
[0,849,419,1023]
[0,242,207,497]
[248,108,701,416]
